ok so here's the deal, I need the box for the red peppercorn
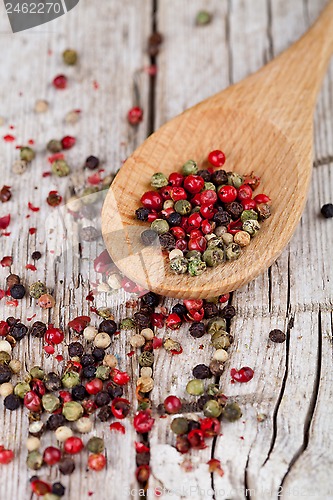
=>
[254,193,271,204]
[30,379,46,397]
[168,172,184,187]
[141,191,163,211]
[186,308,204,322]
[133,410,155,433]
[61,135,76,149]
[200,190,217,205]
[230,366,254,383]
[183,175,204,194]
[201,220,214,234]
[188,212,202,229]
[159,185,173,200]
[127,106,143,125]
[82,399,97,414]
[161,207,174,219]
[88,453,106,471]
[53,74,67,89]
[175,239,188,251]
[219,293,230,303]
[180,216,190,232]
[200,204,215,220]
[59,391,72,402]
[109,422,126,434]
[31,480,51,495]
[227,219,243,235]
[170,226,185,240]
[0,320,9,337]
[111,398,131,419]
[24,391,42,412]
[208,149,226,168]
[163,395,182,414]
[165,313,182,330]
[237,184,253,201]
[171,187,187,201]
[184,299,203,311]
[187,429,206,449]
[191,193,202,206]
[64,437,84,454]
[150,313,165,328]
[43,446,62,466]
[85,378,103,395]
[218,185,237,203]
[68,316,90,333]
[147,211,158,223]
[189,229,203,239]
[188,236,207,252]
[112,369,130,386]
[241,199,257,210]
[44,326,64,345]
[200,417,220,437]
[0,446,14,464]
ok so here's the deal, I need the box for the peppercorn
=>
[107,382,123,399]
[62,371,80,389]
[0,382,13,397]
[10,284,26,299]
[0,350,11,363]
[54,426,73,442]
[47,139,62,153]
[224,201,243,220]
[147,31,163,56]
[20,147,35,162]
[62,401,84,421]
[186,379,204,396]
[159,232,176,250]
[188,258,206,276]
[207,317,226,335]
[29,421,44,437]
[27,451,43,470]
[6,274,20,289]
[92,348,105,363]
[95,390,111,407]
[141,229,158,246]
[26,437,40,452]
[9,359,21,373]
[38,294,55,309]
[93,332,111,349]
[0,185,11,202]
[136,452,150,467]
[209,359,225,376]
[189,322,205,339]
[136,207,150,221]
[44,372,61,392]
[151,172,168,188]
[211,333,232,350]
[222,402,242,422]
[47,414,66,431]
[96,405,111,422]
[202,248,224,267]
[203,302,218,318]
[241,209,258,222]
[257,203,271,220]
[14,381,30,398]
[71,385,86,401]
[29,282,47,300]
[220,305,236,320]
[227,172,243,188]
[168,212,182,227]
[30,321,47,338]
[51,159,70,177]
[269,329,286,343]
[150,218,169,235]
[192,364,211,379]
[52,483,65,497]
[42,394,61,413]
[321,203,333,218]
[86,437,104,454]
[134,312,151,329]
[83,366,96,379]
[225,243,241,260]
[138,351,154,367]
[130,334,146,348]
[83,156,99,171]
[242,219,260,236]
[59,457,75,475]
[9,322,28,341]
[68,342,84,358]
[203,400,222,418]
[233,230,251,247]
[4,393,20,410]
[197,169,211,181]
[75,417,93,434]
[29,366,43,379]
[63,48,78,65]
[170,256,188,274]
[213,349,229,362]
[182,160,198,176]
[174,199,191,215]
[0,365,12,384]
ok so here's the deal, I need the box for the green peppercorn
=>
[150,219,170,235]
[202,248,224,267]
[170,256,188,274]
[63,48,78,65]
[188,258,206,277]
[203,399,222,418]
[210,330,229,342]
[120,318,135,330]
[163,338,181,352]
[207,317,227,335]
[62,401,84,421]
[207,236,223,249]
[186,379,204,396]
[170,417,189,435]
[20,147,35,162]
[61,371,80,389]
[240,209,258,222]
[14,381,30,398]
[242,219,260,236]
[225,243,242,260]
[182,160,198,176]
[222,402,242,422]
[195,10,212,26]
[87,436,105,454]
[174,200,191,215]
[0,351,11,364]
[29,282,47,299]
[47,139,62,153]
[26,450,43,470]
[42,394,61,413]
[97,307,113,319]
[138,351,154,367]
[206,383,220,396]
[204,182,216,191]
[190,206,201,214]
[185,250,202,260]
[151,172,168,188]
[52,159,70,177]
[211,334,232,350]
[81,186,99,204]
[29,366,44,379]
[227,172,243,189]
[95,365,110,380]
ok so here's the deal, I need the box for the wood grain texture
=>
[0,1,332,499]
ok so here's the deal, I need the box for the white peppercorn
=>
[55,426,73,442]
[0,382,13,397]
[103,354,118,368]
[130,334,145,348]
[75,417,93,433]
[0,340,12,354]
[168,249,183,260]
[83,325,98,342]
[140,367,153,378]
[26,437,40,452]
[141,328,154,340]
[94,332,111,349]
[9,359,21,373]
[213,349,229,362]
[12,159,28,175]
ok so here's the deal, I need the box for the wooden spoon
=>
[102,1,333,300]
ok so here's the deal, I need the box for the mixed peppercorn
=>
[136,150,272,276]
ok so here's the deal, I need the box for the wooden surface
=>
[0,0,332,499]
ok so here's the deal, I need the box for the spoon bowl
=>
[102,1,333,299]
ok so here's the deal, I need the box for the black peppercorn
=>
[59,457,75,475]
[6,316,19,327]
[52,482,65,497]
[141,229,158,246]
[192,364,212,379]
[189,322,206,338]
[220,305,236,319]
[44,372,62,392]
[72,385,88,401]
[197,169,211,182]
[187,420,201,432]
[30,321,47,338]
[134,311,151,328]
[142,291,160,308]
[10,284,26,299]
[31,251,42,260]
[107,382,123,399]
[6,274,20,289]
[85,155,99,170]
[172,303,187,318]
[211,169,228,185]
[98,319,117,335]
[95,391,111,407]
[136,451,150,466]
[81,354,95,367]
[92,347,105,362]
[4,394,21,410]
[47,414,66,431]
[213,210,230,226]
[10,322,28,341]
[82,365,96,379]
[168,212,182,227]
[197,394,214,410]
[321,203,333,218]
[135,207,150,221]
[224,201,243,220]
[203,302,218,318]
[68,342,84,358]
[159,232,176,250]
[97,405,112,422]
[269,329,286,343]
[139,304,154,316]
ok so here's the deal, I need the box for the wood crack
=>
[226,0,233,85]
[266,0,274,59]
